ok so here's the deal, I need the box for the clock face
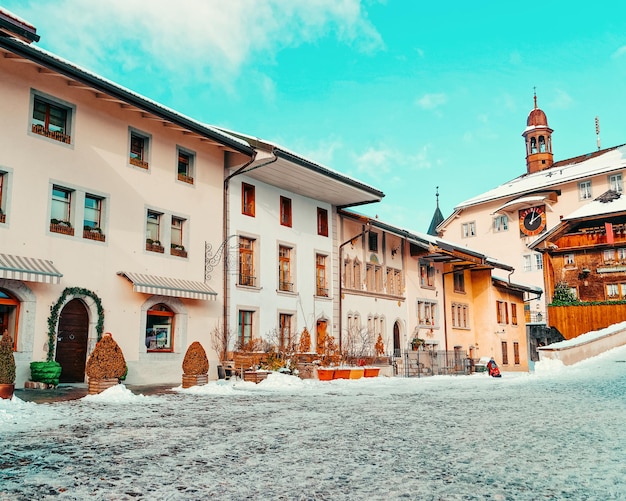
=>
[519,206,546,236]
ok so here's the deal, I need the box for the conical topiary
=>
[85,333,126,380]
[182,341,209,375]
[0,332,16,384]
[298,328,311,353]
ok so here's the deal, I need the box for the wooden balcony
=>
[32,124,71,144]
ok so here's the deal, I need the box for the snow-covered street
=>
[2,347,625,501]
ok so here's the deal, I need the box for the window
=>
[609,173,623,193]
[513,342,520,365]
[238,310,254,348]
[368,231,379,252]
[0,289,20,351]
[353,259,362,290]
[564,253,575,266]
[279,313,293,351]
[618,248,626,261]
[50,186,74,235]
[453,270,465,293]
[579,181,592,200]
[496,301,509,324]
[606,283,626,300]
[129,130,150,169]
[366,264,383,292]
[462,221,476,238]
[493,215,508,232]
[501,341,509,365]
[146,304,174,352]
[451,302,469,329]
[0,172,6,223]
[511,303,518,326]
[420,261,435,288]
[386,267,402,295]
[31,94,72,144]
[83,195,105,242]
[343,258,353,289]
[523,253,543,272]
[278,245,293,292]
[177,148,194,184]
[280,196,292,227]
[171,217,187,257]
[242,183,255,216]
[316,254,328,297]
[146,210,163,251]
[417,300,437,326]
[603,249,615,263]
[317,207,328,236]
[239,237,256,286]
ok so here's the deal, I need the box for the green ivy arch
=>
[47,287,104,362]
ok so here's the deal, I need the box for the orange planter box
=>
[363,367,380,378]
[317,368,335,381]
[333,368,351,379]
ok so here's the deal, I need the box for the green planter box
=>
[30,361,62,386]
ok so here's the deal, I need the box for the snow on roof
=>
[562,191,626,221]
[0,7,36,30]
[455,145,626,210]
[0,37,251,151]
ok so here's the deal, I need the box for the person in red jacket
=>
[487,357,501,378]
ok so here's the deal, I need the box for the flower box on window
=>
[177,173,194,184]
[171,245,187,258]
[130,157,149,169]
[146,240,164,253]
[50,220,74,236]
[32,124,71,144]
[0,213,5,224]
[83,227,106,242]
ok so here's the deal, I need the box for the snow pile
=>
[547,320,626,349]
[82,383,156,403]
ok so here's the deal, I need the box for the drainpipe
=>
[222,151,278,339]
[338,221,371,353]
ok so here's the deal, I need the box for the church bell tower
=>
[522,92,553,174]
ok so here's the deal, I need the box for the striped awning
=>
[0,253,63,284]
[117,271,217,301]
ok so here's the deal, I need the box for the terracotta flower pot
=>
[0,383,15,399]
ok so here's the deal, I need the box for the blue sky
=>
[6,0,626,231]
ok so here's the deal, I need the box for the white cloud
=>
[352,144,432,183]
[550,89,574,110]
[415,93,447,110]
[611,46,626,59]
[19,0,383,86]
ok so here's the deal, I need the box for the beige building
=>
[437,96,626,351]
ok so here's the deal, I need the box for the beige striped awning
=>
[0,253,63,284]
[117,271,217,300]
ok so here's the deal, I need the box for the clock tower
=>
[522,92,553,174]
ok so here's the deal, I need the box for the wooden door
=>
[316,320,327,354]
[393,321,400,356]
[55,299,89,383]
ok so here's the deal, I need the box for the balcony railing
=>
[239,274,257,287]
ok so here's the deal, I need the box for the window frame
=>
[496,300,509,324]
[129,128,151,169]
[417,299,438,327]
[368,231,379,252]
[501,341,509,365]
[451,302,469,329]
[280,196,292,227]
[238,236,256,287]
[242,183,255,216]
[30,90,74,145]
[238,310,254,348]
[278,245,294,292]
[513,342,520,365]
[419,261,435,288]
[462,221,476,238]
[453,270,465,293]
[146,210,163,252]
[145,304,175,352]
[279,313,293,351]
[316,254,328,297]
[317,207,329,236]
[579,180,592,200]
[176,147,195,185]
[0,171,5,224]
[493,214,508,232]
[609,173,623,193]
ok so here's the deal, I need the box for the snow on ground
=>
[1,345,625,500]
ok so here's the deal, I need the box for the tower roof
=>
[526,93,549,128]
[427,187,444,236]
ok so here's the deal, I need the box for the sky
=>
[1,345,625,499]
[5,1,626,232]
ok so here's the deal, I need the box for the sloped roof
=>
[453,144,626,210]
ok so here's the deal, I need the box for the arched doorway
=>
[393,321,401,357]
[55,298,89,382]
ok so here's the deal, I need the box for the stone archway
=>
[393,320,401,357]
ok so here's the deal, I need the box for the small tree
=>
[182,341,209,376]
[0,332,16,385]
[374,334,385,356]
[551,281,578,305]
[85,333,126,380]
[210,322,234,362]
[298,327,311,353]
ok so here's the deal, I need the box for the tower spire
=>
[522,90,554,173]
[427,187,444,236]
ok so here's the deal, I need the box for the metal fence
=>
[401,350,471,377]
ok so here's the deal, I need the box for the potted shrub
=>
[85,333,127,394]
[0,331,16,399]
[182,341,209,388]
